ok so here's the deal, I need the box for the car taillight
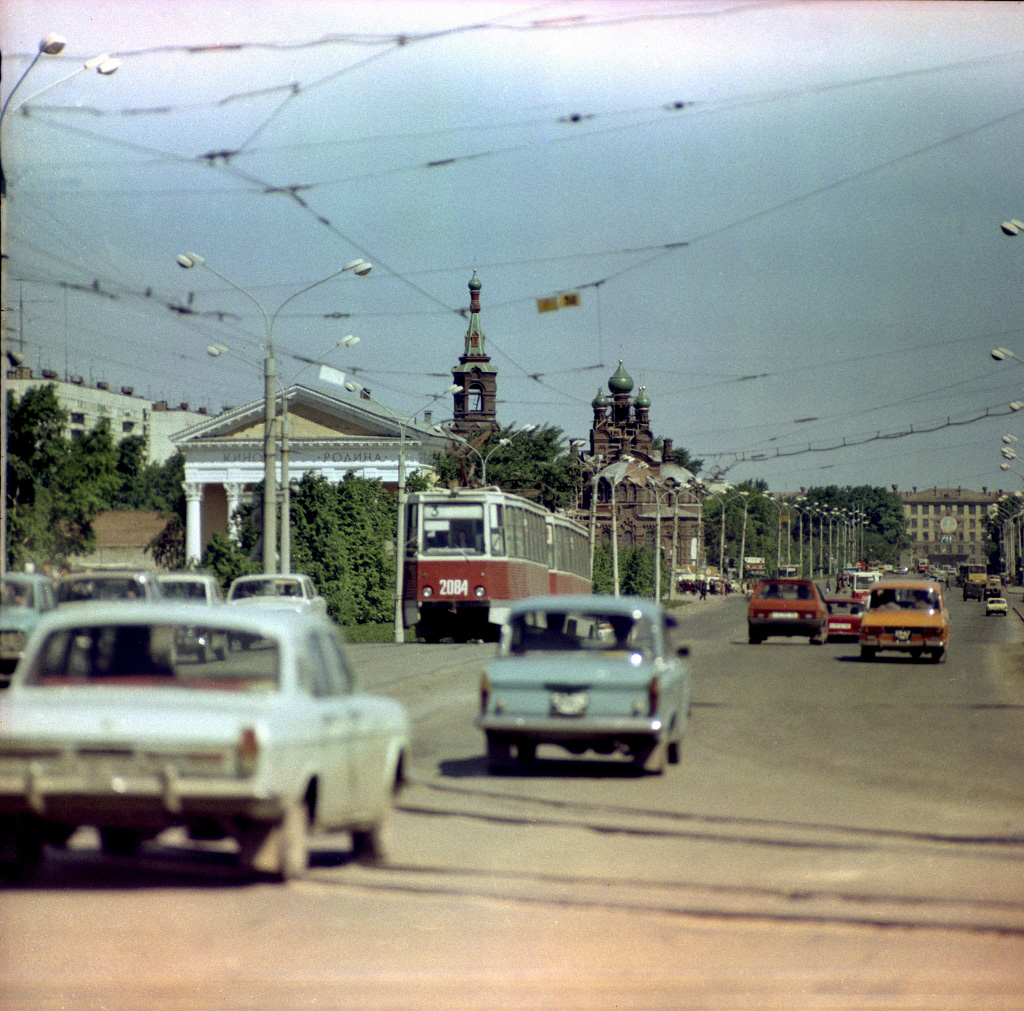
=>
[474,585,486,597]
[422,586,433,598]
[648,675,660,716]
[236,727,260,777]
[480,674,490,714]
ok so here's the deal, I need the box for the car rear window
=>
[57,578,147,603]
[230,578,302,599]
[756,583,815,601]
[505,608,655,657]
[24,623,279,691]
[868,587,941,611]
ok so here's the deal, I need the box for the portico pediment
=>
[172,383,433,448]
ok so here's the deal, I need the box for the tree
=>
[5,384,119,570]
[432,425,580,511]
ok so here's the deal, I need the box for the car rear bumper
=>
[0,767,284,825]
[476,713,666,743]
[748,618,822,636]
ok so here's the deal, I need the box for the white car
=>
[985,597,1008,616]
[0,603,408,880]
[156,572,224,605]
[226,573,327,616]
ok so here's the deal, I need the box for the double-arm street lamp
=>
[1,33,119,575]
[437,426,537,486]
[347,383,462,644]
[176,253,371,573]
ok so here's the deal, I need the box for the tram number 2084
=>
[439,578,469,596]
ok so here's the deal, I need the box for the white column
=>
[185,483,203,565]
[224,483,242,541]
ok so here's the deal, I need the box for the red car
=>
[747,579,828,644]
[824,596,863,642]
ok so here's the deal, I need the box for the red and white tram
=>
[402,487,591,642]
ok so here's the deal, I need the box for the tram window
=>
[491,504,505,556]
[422,503,484,553]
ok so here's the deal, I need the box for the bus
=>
[402,488,591,642]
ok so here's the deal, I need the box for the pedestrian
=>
[699,581,707,601]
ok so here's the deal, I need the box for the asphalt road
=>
[2,591,1022,1010]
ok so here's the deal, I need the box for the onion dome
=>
[591,387,609,408]
[608,360,633,394]
[635,385,651,408]
[468,270,482,292]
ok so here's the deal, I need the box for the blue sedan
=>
[477,595,691,774]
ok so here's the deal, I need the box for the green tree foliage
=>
[287,472,397,625]
[591,542,663,597]
[201,531,260,589]
[700,480,910,575]
[5,384,119,570]
[432,425,580,511]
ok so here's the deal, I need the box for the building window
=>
[71,429,84,440]
[70,412,85,425]
[122,421,135,433]
[467,385,484,412]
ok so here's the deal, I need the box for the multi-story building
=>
[897,486,1005,570]
[4,366,209,463]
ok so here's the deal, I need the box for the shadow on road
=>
[438,753,654,780]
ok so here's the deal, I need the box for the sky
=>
[1,0,1023,495]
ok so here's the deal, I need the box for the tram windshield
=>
[421,502,485,554]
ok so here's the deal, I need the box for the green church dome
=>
[608,360,633,394]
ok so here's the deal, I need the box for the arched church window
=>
[468,384,484,412]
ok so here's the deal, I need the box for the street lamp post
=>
[736,491,751,584]
[177,253,370,573]
[2,33,117,576]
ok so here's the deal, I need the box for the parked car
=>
[56,570,163,606]
[985,596,1008,616]
[156,572,224,605]
[226,574,327,616]
[747,578,828,644]
[0,603,408,880]
[824,596,863,642]
[477,594,691,775]
[156,572,227,661]
[1,573,57,687]
[858,578,950,662]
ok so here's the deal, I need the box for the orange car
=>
[747,579,827,645]
[858,578,950,663]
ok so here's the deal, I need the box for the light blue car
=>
[1,573,56,687]
[477,594,691,774]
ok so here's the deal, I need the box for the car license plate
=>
[770,611,797,620]
[833,623,851,630]
[894,628,911,642]
[551,691,588,717]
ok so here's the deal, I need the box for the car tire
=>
[633,740,667,775]
[352,802,394,866]
[99,827,141,856]
[486,732,515,774]
[860,646,876,661]
[667,739,681,765]
[515,739,537,767]
[748,629,762,644]
[0,815,45,881]
[237,798,308,881]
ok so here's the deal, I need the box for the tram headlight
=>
[422,586,433,598]
[474,585,486,598]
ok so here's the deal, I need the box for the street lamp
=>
[177,252,371,573]
[348,382,462,644]
[2,33,117,575]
